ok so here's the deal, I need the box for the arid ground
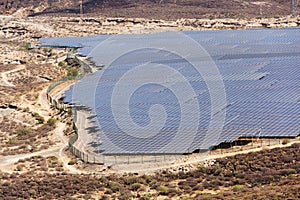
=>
[0,1,299,199]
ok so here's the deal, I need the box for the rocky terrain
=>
[0,1,299,199]
[0,0,299,19]
[1,13,298,158]
[0,15,299,44]
[0,12,72,169]
[1,143,299,199]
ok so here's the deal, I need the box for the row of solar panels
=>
[41,28,300,57]
[41,28,300,154]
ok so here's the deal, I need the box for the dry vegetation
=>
[0,118,56,156]
[0,143,299,199]
[0,2,299,199]
[80,0,297,19]
[13,155,64,173]
[0,63,63,104]
[0,46,68,156]
[0,0,298,19]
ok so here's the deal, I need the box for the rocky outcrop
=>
[1,15,299,44]
[0,0,298,19]
[0,0,79,16]
[177,16,300,30]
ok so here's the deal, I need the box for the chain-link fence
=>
[49,52,300,166]
[69,114,299,166]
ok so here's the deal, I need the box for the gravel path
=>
[0,65,25,87]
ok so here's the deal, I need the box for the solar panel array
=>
[41,28,300,154]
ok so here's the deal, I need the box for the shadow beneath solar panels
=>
[219,52,300,60]
[88,141,105,153]
[94,149,105,154]
[188,140,252,154]
[74,105,92,112]
[87,115,97,120]
[188,149,210,154]
[88,141,101,147]
[85,126,100,133]
[211,140,252,150]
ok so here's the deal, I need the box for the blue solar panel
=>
[41,28,300,154]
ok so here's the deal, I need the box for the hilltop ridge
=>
[0,0,298,19]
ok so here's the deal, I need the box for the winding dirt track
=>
[1,85,298,174]
[1,68,299,175]
[0,65,25,87]
[0,82,83,174]
[0,120,85,173]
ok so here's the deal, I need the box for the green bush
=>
[37,116,45,124]
[43,47,52,56]
[99,176,109,184]
[32,112,40,117]
[8,138,19,145]
[22,107,30,112]
[118,192,133,200]
[67,108,73,115]
[16,165,24,171]
[68,160,76,165]
[33,112,45,124]
[67,67,79,77]
[232,185,244,192]
[47,118,57,126]
[58,61,67,68]
[157,186,169,195]
[108,181,123,193]
[198,165,206,173]
[282,139,290,145]
[130,183,141,191]
[22,42,31,51]
[17,128,32,135]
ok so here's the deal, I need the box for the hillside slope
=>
[0,0,298,19]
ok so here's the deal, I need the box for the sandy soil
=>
[1,0,299,19]
[0,13,299,175]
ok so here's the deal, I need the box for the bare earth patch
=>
[0,9,299,199]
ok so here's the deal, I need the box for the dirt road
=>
[0,65,25,87]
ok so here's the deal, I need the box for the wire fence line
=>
[43,50,182,165]
[69,112,298,166]
[69,105,294,166]
[45,51,300,166]
[69,110,296,165]
[46,75,83,94]
[70,138,297,166]
[47,95,70,110]
[44,52,97,161]
[71,54,94,74]
[47,52,93,95]
[46,52,94,110]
